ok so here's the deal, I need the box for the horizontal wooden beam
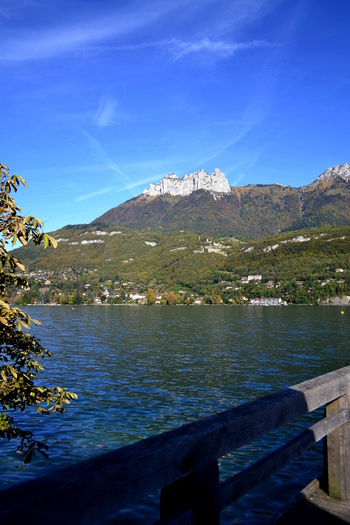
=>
[156,411,348,525]
[219,409,349,510]
[1,366,350,525]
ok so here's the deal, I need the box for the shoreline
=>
[23,302,349,307]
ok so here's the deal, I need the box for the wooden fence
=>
[1,365,350,525]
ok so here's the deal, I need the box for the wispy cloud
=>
[94,97,117,127]
[75,175,160,202]
[231,174,245,186]
[86,38,272,61]
[119,175,163,192]
[0,0,273,63]
[168,38,271,60]
[203,0,282,37]
[55,103,129,128]
[0,3,176,61]
[80,130,129,184]
[75,186,114,202]
[0,0,34,19]
[197,92,270,167]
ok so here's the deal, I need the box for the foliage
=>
[147,288,156,305]
[9,210,350,306]
[0,164,77,463]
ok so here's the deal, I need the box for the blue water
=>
[1,305,349,523]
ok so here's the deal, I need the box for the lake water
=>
[1,305,349,523]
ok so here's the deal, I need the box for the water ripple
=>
[1,305,348,523]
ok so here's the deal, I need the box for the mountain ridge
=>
[10,163,350,306]
[93,163,350,239]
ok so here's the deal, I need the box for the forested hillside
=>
[10,224,350,306]
[9,165,350,306]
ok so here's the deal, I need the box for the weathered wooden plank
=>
[325,392,350,499]
[291,365,350,412]
[1,366,349,525]
[219,409,348,510]
[280,487,350,525]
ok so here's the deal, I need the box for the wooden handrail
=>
[219,409,348,509]
[1,365,350,525]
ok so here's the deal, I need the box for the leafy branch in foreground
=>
[0,163,77,463]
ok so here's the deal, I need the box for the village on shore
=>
[11,266,349,307]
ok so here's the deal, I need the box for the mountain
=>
[10,164,350,305]
[94,164,350,239]
[289,164,350,230]
[142,168,231,196]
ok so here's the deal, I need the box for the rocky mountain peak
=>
[143,168,231,197]
[317,163,350,182]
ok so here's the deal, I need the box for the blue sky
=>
[1,0,350,232]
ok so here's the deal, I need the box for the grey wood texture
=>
[326,393,350,500]
[155,410,348,525]
[281,486,350,524]
[219,409,348,510]
[0,365,350,525]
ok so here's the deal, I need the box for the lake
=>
[1,305,349,523]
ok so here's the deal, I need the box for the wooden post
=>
[325,392,350,500]
[193,461,220,524]
[160,472,193,523]
[160,461,220,524]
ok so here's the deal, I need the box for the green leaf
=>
[0,162,76,460]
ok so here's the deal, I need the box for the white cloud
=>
[197,95,269,167]
[85,38,272,62]
[75,186,114,202]
[80,130,129,184]
[75,175,160,202]
[231,174,245,186]
[94,97,117,127]
[0,3,176,61]
[205,0,282,36]
[118,176,163,192]
[0,0,273,63]
[169,38,271,60]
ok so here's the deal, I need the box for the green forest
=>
[8,223,350,306]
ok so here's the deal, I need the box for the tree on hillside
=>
[0,164,77,463]
[147,288,156,305]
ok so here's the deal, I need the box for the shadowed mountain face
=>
[291,176,350,230]
[93,176,350,239]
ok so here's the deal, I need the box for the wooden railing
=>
[1,365,350,525]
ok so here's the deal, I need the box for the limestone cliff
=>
[143,168,231,196]
[316,163,350,181]
[94,162,350,238]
